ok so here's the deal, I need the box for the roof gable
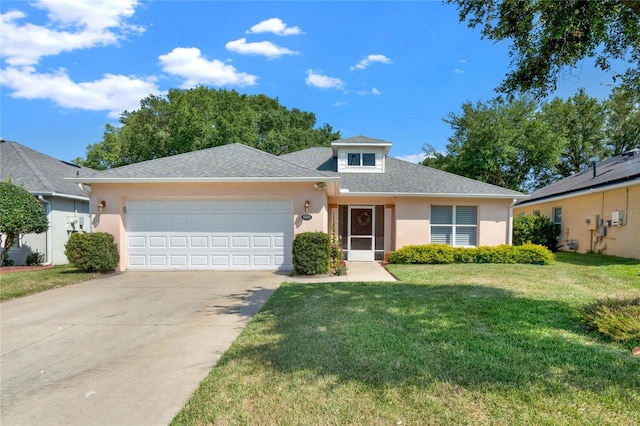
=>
[331,135,392,157]
[0,140,93,198]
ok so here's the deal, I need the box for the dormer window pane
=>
[362,153,376,166]
[348,153,361,166]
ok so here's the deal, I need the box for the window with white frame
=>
[430,205,478,246]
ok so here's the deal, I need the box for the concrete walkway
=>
[1,271,285,426]
[286,261,396,283]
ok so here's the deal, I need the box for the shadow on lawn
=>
[222,282,640,396]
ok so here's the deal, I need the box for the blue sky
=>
[0,0,623,165]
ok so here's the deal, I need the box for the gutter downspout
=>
[77,183,92,232]
[507,198,517,245]
[37,196,52,265]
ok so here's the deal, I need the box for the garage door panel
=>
[231,255,250,267]
[232,236,250,248]
[190,236,208,248]
[149,255,167,266]
[211,255,229,267]
[211,236,229,248]
[148,236,167,248]
[129,236,146,248]
[190,255,208,266]
[253,236,271,248]
[169,236,187,248]
[126,198,293,270]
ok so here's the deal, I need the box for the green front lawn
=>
[173,253,640,425]
[0,265,98,302]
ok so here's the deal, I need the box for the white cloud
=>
[305,70,345,90]
[225,38,298,58]
[0,66,160,118]
[350,54,391,71]
[247,18,302,36]
[159,47,257,88]
[0,0,143,66]
[394,153,428,164]
[357,87,381,96]
[458,59,467,63]
[454,68,464,74]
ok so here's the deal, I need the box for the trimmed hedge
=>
[65,232,119,272]
[387,243,554,265]
[580,298,640,342]
[292,232,331,275]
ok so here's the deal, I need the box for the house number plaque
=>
[301,214,312,221]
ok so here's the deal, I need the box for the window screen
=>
[430,205,477,246]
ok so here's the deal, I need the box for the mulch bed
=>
[0,265,53,274]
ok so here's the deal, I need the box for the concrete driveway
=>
[1,271,285,426]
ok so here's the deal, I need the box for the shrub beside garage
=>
[65,232,119,272]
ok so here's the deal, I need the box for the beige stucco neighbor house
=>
[0,140,93,265]
[514,149,640,259]
[70,136,526,271]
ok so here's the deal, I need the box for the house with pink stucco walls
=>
[70,136,526,271]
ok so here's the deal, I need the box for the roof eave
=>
[66,176,341,184]
[30,191,89,201]
[337,190,527,199]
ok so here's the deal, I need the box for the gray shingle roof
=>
[518,149,640,205]
[281,147,525,197]
[0,140,92,198]
[75,143,335,181]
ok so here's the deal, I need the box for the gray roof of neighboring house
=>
[517,149,640,206]
[0,140,92,199]
[281,147,525,197]
[74,143,335,182]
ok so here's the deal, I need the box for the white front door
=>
[348,206,375,261]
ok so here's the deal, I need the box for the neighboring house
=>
[514,149,640,259]
[0,140,93,265]
[70,136,526,271]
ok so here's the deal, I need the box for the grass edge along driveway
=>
[0,265,98,302]
[172,253,640,425]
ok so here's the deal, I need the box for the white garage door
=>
[125,199,293,270]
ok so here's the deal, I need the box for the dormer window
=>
[332,136,392,173]
[348,153,376,167]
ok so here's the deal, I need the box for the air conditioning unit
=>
[611,210,624,226]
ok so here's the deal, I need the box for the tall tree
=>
[604,85,640,155]
[447,0,640,97]
[423,98,561,192]
[75,87,340,169]
[0,181,49,266]
[542,88,607,177]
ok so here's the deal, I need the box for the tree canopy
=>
[75,87,341,170]
[423,98,560,192]
[447,0,640,97]
[0,181,49,265]
[423,90,639,192]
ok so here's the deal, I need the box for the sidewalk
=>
[286,261,396,283]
